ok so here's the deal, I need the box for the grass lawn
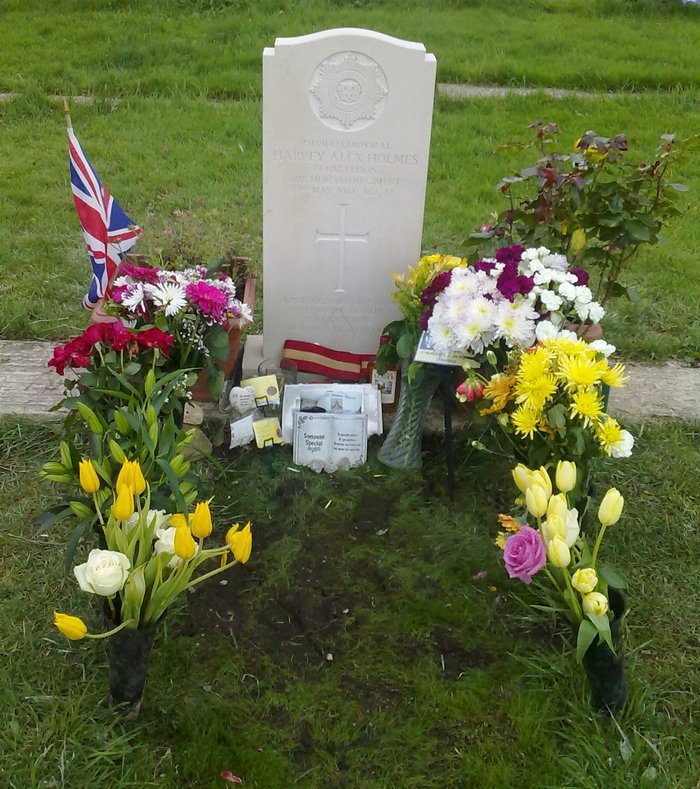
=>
[1,2,699,788]
[1,418,698,787]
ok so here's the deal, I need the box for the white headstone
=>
[259,28,436,361]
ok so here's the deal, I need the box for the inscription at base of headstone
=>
[245,28,436,375]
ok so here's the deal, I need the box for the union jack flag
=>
[68,127,141,309]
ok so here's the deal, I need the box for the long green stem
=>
[544,566,565,597]
[590,523,607,567]
[86,618,136,639]
[92,492,104,526]
[563,568,583,621]
[185,552,237,591]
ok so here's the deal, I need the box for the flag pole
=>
[62,98,73,132]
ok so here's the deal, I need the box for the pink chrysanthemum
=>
[185,281,229,324]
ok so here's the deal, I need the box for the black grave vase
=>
[582,587,628,713]
[107,623,158,719]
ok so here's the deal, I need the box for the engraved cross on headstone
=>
[315,204,369,292]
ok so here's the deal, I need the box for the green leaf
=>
[546,403,567,429]
[576,619,598,663]
[396,334,415,359]
[155,458,188,513]
[626,220,652,241]
[35,505,74,534]
[144,369,156,397]
[669,183,689,192]
[587,611,614,652]
[598,565,627,590]
[64,518,93,574]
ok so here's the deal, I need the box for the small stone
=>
[183,402,204,426]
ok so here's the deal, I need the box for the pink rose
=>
[503,525,546,585]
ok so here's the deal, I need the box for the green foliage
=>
[2,419,700,786]
[467,122,695,305]
[41,355,199,567]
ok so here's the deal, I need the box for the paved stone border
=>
[1,340,698,423]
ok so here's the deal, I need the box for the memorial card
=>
[293,412,368,471]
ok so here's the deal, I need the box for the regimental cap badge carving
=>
[310,51,388,132]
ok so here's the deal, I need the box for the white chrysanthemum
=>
[427,319,455,353]
[558,282,577,301]
[575,301,591,321]
[588,302,605,323]
[535,319,560,341]
[146,282,188,317]
[445,269,483,300]
[589,339,617,357]
[610,430,634,458]
[574,285,593,305]
[542,252,569,271]
[121,283,147,312]
[494,300,537,347]
[533,269,553,286]
[539,289,563,312]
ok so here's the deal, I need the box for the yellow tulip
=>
[525,484,549,519]
[555,461,577,494]
[598,488,624,527]
[570,228,586,252]
[582,591,609,617]
[116,459,136,493]
[174,525,197,560]
[78,459,100,494]
[531,468,552,499]
[112,484,135,521]
[170,513,189,530]
[547,536,571,569]
[511,464,533,494]
[190,501,213,539]
[53,612,88,640]
[226,521,253,564]
[547,493,569,522]
[130,461,146,496]
[572,568,598,594]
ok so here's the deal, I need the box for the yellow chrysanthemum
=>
[518,345,554,380]
[546,336,593,360]
[498,514,522,533]
[558,355,607,389]
[599,362,628,388]
[480,374,516,415]
[511,405,540,439]
[514,373,558,412]
[569,388,604,426]
[494,532,507,549]
[595,416,624,455]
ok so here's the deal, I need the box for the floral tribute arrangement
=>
[496,460,628,710]
[425,244,604,358]
[476,335,632,504]
[50,261,252,399]
[53,456,253,716]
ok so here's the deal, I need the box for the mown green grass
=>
[2,90,698,358]
[1,419,698,787]
[1,0,700,96]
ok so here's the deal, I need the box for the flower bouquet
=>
[497,460,628,711]
[375,254,466,469]
[477,334,632,509]
[104,260,253,396]
[53,457,253,717]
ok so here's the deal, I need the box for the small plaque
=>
[293,412,368,471]
[413,331,479,368]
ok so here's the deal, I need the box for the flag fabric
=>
[282,339,375,382]
[68,127,141,309]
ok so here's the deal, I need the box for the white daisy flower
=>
[121,283,147,312]
[145,282,188,317]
